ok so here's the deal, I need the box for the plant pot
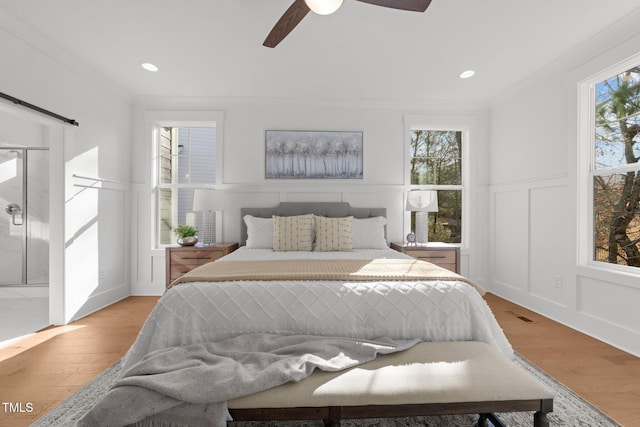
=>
[177,236,198,246]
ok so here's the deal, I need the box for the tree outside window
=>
[593,64,640,267]
[409,130,463,244]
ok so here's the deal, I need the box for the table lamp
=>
[193,189,226,245]
[405,190,439,244]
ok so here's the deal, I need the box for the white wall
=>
[1,17,133,323]
[488,10,640,356]
[130,97,491,295]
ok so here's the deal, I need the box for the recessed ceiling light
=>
[141,63,159,72]
[459,70,475,79]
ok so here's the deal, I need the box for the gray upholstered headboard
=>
[239,202,386,246]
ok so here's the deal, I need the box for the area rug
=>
[32,353,619,427]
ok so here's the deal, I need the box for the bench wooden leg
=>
[482,413,506,427]
[534,411,549,427]
[324,406,342,427]
[534,397,553,427]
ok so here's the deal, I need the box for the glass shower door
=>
[0,149,25,285]
[26,149,49,285]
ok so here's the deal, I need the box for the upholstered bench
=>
[228,341,554,427]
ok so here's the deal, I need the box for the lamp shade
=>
[304,0,343,15]
[193,189,226,212]
[406,190,439,212]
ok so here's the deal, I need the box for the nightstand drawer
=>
[170,251,223,265]
[390,242,460,274]
[169,265,195,282]
[409,250,456,263]
[424,260,457,272]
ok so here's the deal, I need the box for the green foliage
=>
[174,224,198,238]
[409,130,462,186]
[430,217,453,242]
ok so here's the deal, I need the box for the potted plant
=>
[175,224,199,246]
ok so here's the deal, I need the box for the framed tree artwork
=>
[265,130,363,179]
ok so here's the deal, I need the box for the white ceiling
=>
[2,0,640,103]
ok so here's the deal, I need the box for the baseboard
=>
[67,283,130,324]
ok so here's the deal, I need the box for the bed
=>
[122,202,512,370]
[80,202,552,427]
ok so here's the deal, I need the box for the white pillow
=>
[243,215,273,248]
[351,216,388,249]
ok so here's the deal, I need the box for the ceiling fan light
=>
[304,0,343,15]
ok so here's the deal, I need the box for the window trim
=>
[145,110,224,249]
[577,52,640,274]
[403,115,471,248]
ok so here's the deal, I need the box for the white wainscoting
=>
[66,181,130,322]
[528,185,569,305]
[575,267,640,355]
[577,275,640,332]
[492,188,529,293]
[491,176,568,303]
[490,175,640,357]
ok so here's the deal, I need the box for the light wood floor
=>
[0,294,638,427]
[0,297,158,427]
[484,294,640,427]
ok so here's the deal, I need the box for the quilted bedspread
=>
[168,258,486,296]
[122,278,513,371]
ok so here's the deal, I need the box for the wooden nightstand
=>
[390,242,460,274]
[165,242,238,288]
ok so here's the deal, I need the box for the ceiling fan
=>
[263,0,432,48]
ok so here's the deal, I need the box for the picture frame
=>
[265,130,363,179]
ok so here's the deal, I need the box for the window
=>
[156,126,217,246]
[408,129,463,244]
[145,106,225,249]
[590,63,640,268]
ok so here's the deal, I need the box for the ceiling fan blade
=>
[355,0,431,12]
[264,0,311,48]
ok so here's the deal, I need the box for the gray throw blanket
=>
[77,333,418,427]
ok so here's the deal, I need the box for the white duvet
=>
[122,248,512,371]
